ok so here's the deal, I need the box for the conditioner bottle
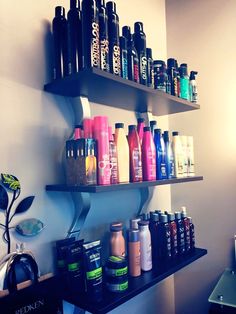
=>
[128,125,142,182]
[142,127,156,181]
[115,123,130,183]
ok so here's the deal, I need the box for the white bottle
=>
[138,220,152,271]
[180,135,188,177]
[187,136,195,176]
[172,131,184,178]
[115,123,130,183]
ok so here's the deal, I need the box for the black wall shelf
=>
[63,248,207,314]
[44,68,200,116]
[46,176,203,193]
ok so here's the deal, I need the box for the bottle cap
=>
[160,214,168,223]
[175,212,181,220]
[150,213,159,222]
[55,6,65,17]
[128,125,137,132]
[155,209,162,214]
[115,123,124,129]
[163,130,169,141]
[143,126,150,132]
[181,206,187,212]
[138,220,149,227]
[154,128,161,134]
[190,71,198,80]
[134,22,144,33]
[119,36,127,50]
[146,48,152,59]
[179,64,188,76]
[181,211,187,218]
[97,0,106,8]
[130,218,141,230]
[122,26,132,41]
[167,58,176,69]
[172,131,179,136]
[137,118,145,123]
[168,212,175,222]
[70,0,80,9]
[110,221,123,232]
[150,120,157,127]
[188,217,193,223]
[142,213,150,221]
[154,60,165,67]
[75,124,83,129]
[128,229,140,242]
[106,1,116,13]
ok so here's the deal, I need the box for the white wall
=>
[166,0,236,313]
[0,1,175,314]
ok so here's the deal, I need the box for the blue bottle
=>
[119,36,128,79]
[154,129,167,180]
[163,131,174,179]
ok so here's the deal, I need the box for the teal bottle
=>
[179,63,190,101]
[154,129,167,180]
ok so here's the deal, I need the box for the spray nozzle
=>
[190,71,198,80]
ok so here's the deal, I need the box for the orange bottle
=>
[128,229,141,277]
[110,222,126,257]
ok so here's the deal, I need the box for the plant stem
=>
[5,190,17,254]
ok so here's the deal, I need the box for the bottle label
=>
[91,22,100,67]
[109,143,118,184]
[112,45,121,76]
[178,222,185,254]
[134,57,139,83]
[146,149,156,180]
[180,77,190,100]
[100,38,109,72]
[132,148,142,181]
[98,153,111,184]
[140,56,147,81]
[121,50,128,79]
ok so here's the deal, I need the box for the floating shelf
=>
[46,176,203,193]
[44,67,200,116]
[63,248,207,314]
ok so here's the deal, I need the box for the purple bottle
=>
[142,127,156,181]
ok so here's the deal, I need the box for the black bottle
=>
[81,0,100,68]
[133,22,147,85]
[181,208,191,253]
[122,26,139,83]
[167,58,178,96]
[159,214,172,260]
[67,0,83,74]
[189,217,195,251]
[106,1,121,76]
[168,213,178,258]
[175,211,185,255]
[52,6,70,79]
[119,36,128,79]
[97,0,109,72]
[146,48,154,88]
[153,60,168,92]
[149,213,160,263]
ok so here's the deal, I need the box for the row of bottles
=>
[51,1,198,103]
[65,115,195,186]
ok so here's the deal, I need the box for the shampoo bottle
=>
[159,214,172,260]
[93,116,110,185]
[52,6,69,79]
[67,0,82,73]
[83,118,93,138]
[172,131,184,178]
[119,36,128,79]
[146,48,154,88]
[138,221,152,271]
[97,0,109,72]
[163,131,174,179]
[81,0,100,68]
[128,229,141,277]
[175,211,185,255]
[115,123,130,183]
[142,127,156,181]
[133,22,147,85]
[181,206,191,253]
[128,125,142,182]
[154,129,167,180]
[108,126,118,184]
[107,1,121,76]
[168,212,178,258]
[122,26,139,83]
[180,135,188,177]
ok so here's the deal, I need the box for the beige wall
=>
[166,0,236,313]
[0,1,175,313]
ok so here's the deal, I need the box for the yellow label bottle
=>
[115,123,130,183]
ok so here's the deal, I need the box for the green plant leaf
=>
[0,186,8,210]
[1,174,20,191]
[14,196,35,214]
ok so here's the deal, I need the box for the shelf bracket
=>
[70,96,92,124]
[138,187,154,217]
[67,192,91,238]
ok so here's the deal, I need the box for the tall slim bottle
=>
[115,123,130,183]
[128,125,142,182]
[133,22,147,85]
[67,0,82,74]
[110,222,126,257]
[107,1,121,76]
[189,217,195,251]
[179,63,190,101]
[159,214,172,260]
[181,206,191,253]
[82,0,100,68]
[168,213,178,258]
[52,6,69,79]
[167,58,178,96]
[172,131,184,178]
[149,213,160,263]
[142,127,156,181]
[128,229,141,277]
[119,36,128,79]
[163,131,174,179]
[154,129,167,179]
[175,211,185,255]
[93,116,110,185]
[122,26,139,83]
[146,48,154,88]
[97,0,109,72]
[108,126,118,184]
[137,118,145,145]
[138,221,152,271]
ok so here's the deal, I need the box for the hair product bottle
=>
[150,120,157,137]
[179,63,190,101]
[172,131,184,178]
[115,123,130,183]
[189,71,198,103]
[93,116,110,185]
[189,217,195,251]
[175,211,185,255]
[168,212,178,258]
[187,136,195,177]
[154,129,167,180]
[167,58,178,96]
[181,206,191,253]
[81,0,100,68]
[67,0,83,74]
[97,0,109,72]
[180,135,188,177]
[163,131,174,179]
[83,118,93,138]
[119,36,128,79]
[137,118,145,145]
[122,26,139,83]
[149,213,160,263]
[138,221,152,271]
[146,48,154,88]
[108,126,118,184]
[128,229,141,277]
[142,127,156,181]
[107,1,121,76]
[110,222,126,257]
[133,22,147,85]
[52,6,70,79]
[153,60,168,92]
[128,125,142,182]
[159,214,172,260]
